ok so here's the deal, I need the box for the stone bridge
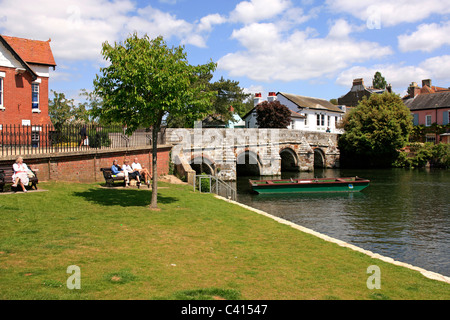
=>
[166,128,340,181]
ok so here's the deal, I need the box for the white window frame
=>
[0,72,5,110]
[32,81,41,113]
[425,115,432,127]
[316,113,325,128]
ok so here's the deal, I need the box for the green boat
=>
[249,177,370,194]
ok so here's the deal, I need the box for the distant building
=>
[338,78,391,107]
[403,80,450,143]
[243,92,344,133]
[0,35,56,127]
[403,79,450,100]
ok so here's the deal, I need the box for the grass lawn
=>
[0,181,449,300]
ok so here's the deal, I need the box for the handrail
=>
[194,174,237,201]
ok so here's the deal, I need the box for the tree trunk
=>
[150,124,159,209]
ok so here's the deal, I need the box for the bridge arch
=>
[313,148,326,168]
[190,155,215,175]
[280,147,300,172]
[236,150,262,176]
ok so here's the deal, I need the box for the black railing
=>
[0,124,166,157]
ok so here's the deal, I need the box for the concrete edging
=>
[215,195,450,285]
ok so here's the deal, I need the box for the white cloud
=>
[398,22,450,52]
[218,20,392,82]
[0,0,135,61]
[0,0,227,62]
[197,14,227,33]
[336,55,450,94]
[229,0,292,24]
[126,5,205,47]
[326,0,450,27]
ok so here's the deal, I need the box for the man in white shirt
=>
[122,159,141,186]
[131,158,151,186]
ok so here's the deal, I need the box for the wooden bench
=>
[0,165,39,192]
[100,168,141,188]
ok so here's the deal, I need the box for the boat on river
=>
[249,176,370,194]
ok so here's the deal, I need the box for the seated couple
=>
[111,158,151,187]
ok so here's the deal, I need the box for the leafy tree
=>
[165,76,251,127]
[49,90,92,125]
[329,98,338,105]
[209,77,251,120]
[256,100,291,128]
[48,90,77,126]
[92,33,216,209]
[339,92,413,167]
[372,71,387,89]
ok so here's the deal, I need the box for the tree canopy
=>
[256,100,291,128]
[372,71,387,89]
[48,90,89,125]
[338,92,413,167]
[165,76,251,128]
[92,33,216,208]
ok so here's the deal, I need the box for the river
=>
[232,168,450,277]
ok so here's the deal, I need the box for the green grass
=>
[0,181,449,300]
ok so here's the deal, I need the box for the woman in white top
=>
[12,156,29,192]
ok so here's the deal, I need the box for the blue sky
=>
[1,0,449,103]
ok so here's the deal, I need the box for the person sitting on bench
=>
[12,156,29,193]
[122,159,141,186]
[111,160,129,187]
[131,158,151,186]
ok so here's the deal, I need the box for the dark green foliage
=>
[393,143,450,168]
[372,71,387,89]
[339,92,413,167]
[256,100,291,128]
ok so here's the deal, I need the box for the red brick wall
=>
[0,66,52,126]
[0,147,171,183]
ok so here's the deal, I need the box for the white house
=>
[243,92,344,133]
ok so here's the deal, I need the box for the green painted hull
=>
[249,177,370,194]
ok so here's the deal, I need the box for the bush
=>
[88,130,111,148]
[393,143,450,168]
[197,173,211,192]
[339,92,413,168]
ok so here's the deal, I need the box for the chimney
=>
[254,93,263,107]
[422,79,431,88]
[386,83,392,93]
[351,78,365,91]
[267,92,277,102]
[408,82,420,98]
[353,78,364,86]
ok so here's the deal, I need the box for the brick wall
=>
[0,66,52,126]
[0,146,171,183]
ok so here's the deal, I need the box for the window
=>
[327,115,330,126]
[0,77,3,109]
[32,83,39,110]
[317,114,325,127]
[426,115,432,127]
[304,114,308,126]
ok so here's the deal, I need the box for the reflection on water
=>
[232,168,450,277]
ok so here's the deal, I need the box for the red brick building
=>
[0,35,56,127]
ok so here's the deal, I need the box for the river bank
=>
[0,181,448,299]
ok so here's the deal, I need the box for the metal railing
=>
[0,124,167,157]
[194,174,237,201]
